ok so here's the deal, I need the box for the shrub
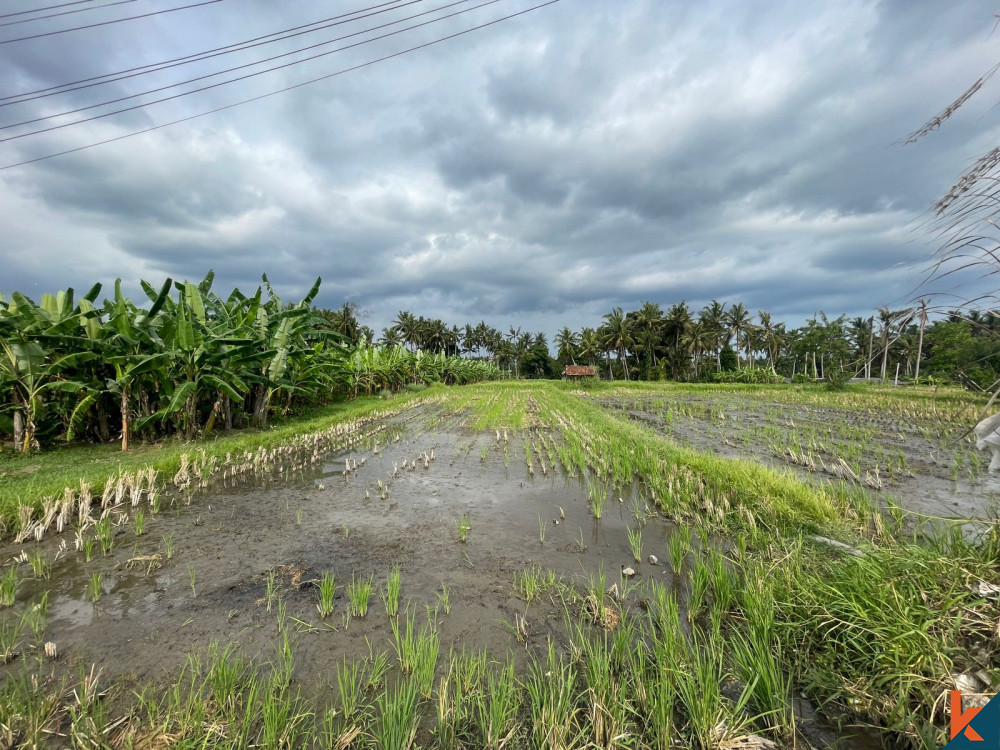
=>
[712,366,782,384]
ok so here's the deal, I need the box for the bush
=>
[719,347,738,372]
[403,383,427,393]
[791,373,812,384]
[824,368,852,391]
[712,366,782,384]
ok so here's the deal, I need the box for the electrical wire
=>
[0,0,407,104]
[1,0,560,171]
[2,0,471,130]
[0,0,223,45]
[0,0,417,107]
[0,0,136,29]
[0,0,98,20]
[0,0,500,142]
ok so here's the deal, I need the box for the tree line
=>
[0,274,499,452]
[335,300,1000,387]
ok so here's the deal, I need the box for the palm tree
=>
[725,303,753,366]
[634,301,664,371]
[555,327,579,365]
[393,311,419,352]
[602,307,634,381]
[578,328,600,366]
[699,300,727,371]
[681,321,713,378]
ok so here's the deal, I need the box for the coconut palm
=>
[699,300,727,371]
[602,307,634,381]
[725,303,753,366]
[555,327,579,365]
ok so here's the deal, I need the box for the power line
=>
[0,0,223,44]
[2,0,472,130]
[0,0,98,20]
[0,0,415,106]
[1,0,560,170]
[0,0,500,142]
[0,0,136,29]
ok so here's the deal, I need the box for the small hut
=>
[562,365,597,380]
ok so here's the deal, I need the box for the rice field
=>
[0,380,997,749]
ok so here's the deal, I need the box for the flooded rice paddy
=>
[1,384,995,749]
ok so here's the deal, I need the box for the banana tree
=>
[0,341,95,451]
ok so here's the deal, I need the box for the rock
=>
[969,580,1000,598]
[975,413,1000,472]
[621,565,636,577]
[810,535,865,558]
[648,554,659,566]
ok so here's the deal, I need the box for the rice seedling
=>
[88,572,103,603]
[187,563,197,598]
[316,571,336,618]
[28,552,50,580]
[587,479,607,519]
[81,536,95,562]
[456,513,471,543]
[265,569,279,612]
[162,533,174,560]
[95,517,113,556]
[346,573,373,617]
[627,525,642,563]
[687,555,710,622]
[667,527,691,575]
[0,567,17,607]
[675,626,755,749]
[730,576,796,738]
[381,565,402,618]
[373,678,420,750]
[332,656,366,735]
[513,564,556,603]
[436,584,451,615]
[538,514,546,544]
[0,616,22,663]
[525,640,581,749]
[295,509,304,525]
[475,660,518,749]
[132,510,145,536]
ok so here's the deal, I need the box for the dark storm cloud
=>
[2,0,1000,337]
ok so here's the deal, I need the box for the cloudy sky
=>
[1,0,998,336]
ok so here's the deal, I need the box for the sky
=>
[2,0,999,337]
